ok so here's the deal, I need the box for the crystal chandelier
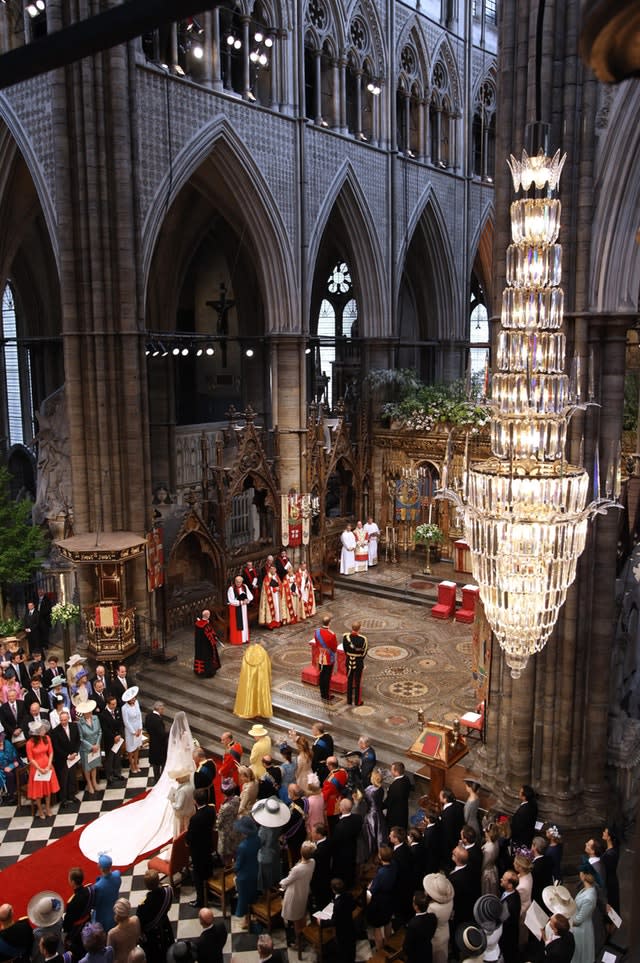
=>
[440,143,620,678]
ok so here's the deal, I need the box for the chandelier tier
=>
[440,146,619,678]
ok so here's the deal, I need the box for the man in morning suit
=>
[186,788,217,909]
[100,695,125,785]
[193,908,226,963]
[499,871,521,963]
[311,722,334,782]
[23,600,41,656]
[439,788,465,867]
[389,826,414,923]
[422,811,442,875]
[403,891,437,963]
[51,707,80,809]
[542,914,575,963]
[510,784,538,848]
[36,588,53,650]
[331,799,363,888]
[109,663,132,706]
[330,879,357,963]
[144,701,169,783]
[310,824,332,910]
[531,836,554,905]
[384,761,411,829]
[449,846,475,942]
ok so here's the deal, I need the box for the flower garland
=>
[51,601,81,626]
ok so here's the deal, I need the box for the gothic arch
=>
[396,18,431,90]
[396,186,459,341]
[469,203,495,310]
[167,509,227,597]
[304,0,347,51]
[141,116,296,333]
[306,162,388,338]
[431,34,461,108]
[345,0,386,74]
[0,102,58,273]
[589,82,640,314]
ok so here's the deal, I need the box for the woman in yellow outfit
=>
[233,639,273,719]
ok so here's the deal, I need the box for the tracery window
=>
[313,262,359,406]
[429,59,455,169]
[1,283,31,447]
[397,43,422,156]
[469,279,489,391]
[471,78,496,180]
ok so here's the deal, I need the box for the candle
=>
[428,502,433,524]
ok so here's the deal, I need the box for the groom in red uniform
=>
[315,614,338,703]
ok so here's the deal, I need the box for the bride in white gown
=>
[79,710,195,865]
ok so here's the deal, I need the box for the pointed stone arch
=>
[396,186,459,342]
[345,0,386,75]
[141,116,296,333]
[396,17,430,93]
[469,202,495,311]
[167,508,227,601]
[306,162,387,338]
[431,34,461,109]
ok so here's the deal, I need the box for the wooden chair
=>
[300,919,336,963]
[311,570,335,603]
[206,866,236,917]
[15,763,32,813]
[147,830,191,893]
[460,701,486,742]
[249,886,283,932]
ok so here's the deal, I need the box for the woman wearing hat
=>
[233,815,261,929]
[217,778,242,866]
[77,700,102,795]
[66,654,87,690]
[0,723,20,802]
[121,687,143,774]
[252,796,290,892]
[26,720,59,818]
[423,872,454,963]
[238,765,259,816]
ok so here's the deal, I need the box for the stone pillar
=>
[210,9,222,90]
[50,9,152,619]
[270,338,306,494]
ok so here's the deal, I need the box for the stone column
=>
[270,338,306,493]
[50,11,152,619]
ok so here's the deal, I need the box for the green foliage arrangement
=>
[0,616,23,636]
[373,376,490,432]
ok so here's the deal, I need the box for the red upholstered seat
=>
[455,584,480,623]
[431,580,457,619]
[301,642,348,692]
[460,701,485,742]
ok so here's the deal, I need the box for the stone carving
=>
[33,386,72,529]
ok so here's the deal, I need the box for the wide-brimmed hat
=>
[423,873,454,904]
[67,654,86,667]
[234,815,259,836]
[75,700,96,715]
[122,686,139,702]
[28,720,50,735]
[542,884,577,919]
[48,676,67,690]
[168,768,192,781]
[166,942,195,963]
[74,668,88,680]
[27,891,65,927]
[248,724,268,737]
[251,796,290,827]
[455,925,487,957]
[464,777,482,791]
[473,894,508,929]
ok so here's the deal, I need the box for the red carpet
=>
[1,766,224,919]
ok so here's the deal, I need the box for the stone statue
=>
[33,386,72,529]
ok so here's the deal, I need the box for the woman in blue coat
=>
[233,815,261,929]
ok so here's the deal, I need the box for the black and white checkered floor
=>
[0,756,373,962]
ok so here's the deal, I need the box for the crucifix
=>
[206,281,235,366]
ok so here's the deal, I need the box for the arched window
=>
[429,60,455,169]
[471,79,496,180]
[312,262,359,407]
[397,43,422,156]
[304,0,337,127]
[469,278,489,394]
[1,283,32,446]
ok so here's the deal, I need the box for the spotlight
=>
[234,38,242,49]
[206,346,215,356]
[245,348,254,358]
[226,34,235,45]
[305,346,312,355]
[152,344,161,357]
[196,347,204,357]
[173,64,186,76]
[35,0,45,9]
[181,346,189,356]
[26,3,38,15]
[264,36,273,47]
[367,81,381,95]
[160,343,169,357]
[193,44,204,60]
[259,53,268,66]
[254,31,263,42]
[250,50,258,63]
[172,346,180,356]
[247,90,256,101]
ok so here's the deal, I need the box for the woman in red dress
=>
[26,720,59,819]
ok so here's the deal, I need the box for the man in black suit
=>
[257,933,287,963]
[499,871,521,963]
[23,677,46,715]
[51,707,81,809]
[19,698,49,736]
[36,587,53,650]
[310,824,332,909]
[193,907,226,963]
[384,761,411,829]
[23,600,41,655]
[42,655,64,690]
[144,701,169,783]
[409,827,428,891]
[439,788,465,867]
[531,836,554,906]
[186,788,217,908]
[330,879,357,963]
[14,649,31,691]
[100,695,125,785]
[331,799,363,887]
[510,784,538,848]
[389,826,414,923]
[92,679,108,717]
[542,914,575,963]
[403,891,437,963]
[422,811,442,874]
[0,682,24,740]
[461,825,482,890]
[109,663,132,706]
[449,846,475,942]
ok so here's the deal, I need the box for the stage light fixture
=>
[245,348,254,358]
[181,346,189,356]
[172,346,180,356]
[206,346,215,356]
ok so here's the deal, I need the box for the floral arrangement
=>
[0,616,22,636]
[51,601,81,626]
[414,523,444,544]
[378,378,490,432]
